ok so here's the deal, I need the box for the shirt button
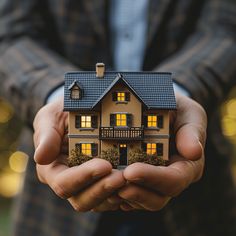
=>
[124,32,132,39]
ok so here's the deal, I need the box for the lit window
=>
[81,143,92,156]
[81,116,91,128]
[117,92,125,101]
[71,86,80,99]
[147,115,157,127]
[116,114,127,126]
[146,143,156,155]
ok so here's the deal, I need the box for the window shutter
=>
[110,114,116,126]
[92,143,98,157]
[127,114,132,127]
[75,143,81,153]
[143,115,147,127]
[125,92,130,101]
[157,115,164,128]
[112,92,117,101]
[156,143,163,156]
[142,143,147,152]
[75,116,81,128]
[91,116,98,128]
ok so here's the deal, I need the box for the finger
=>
[120,203,135,211]
[33,98,68,164]
[174,94,207,161]
[123,200,144,210]
[37,158,112,199]
[107,195,123,205]
[92,199,120,212]
[68,170,125,212]
[119,184,171,211]
[123,159,204,197]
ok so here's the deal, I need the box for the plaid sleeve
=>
[0,0,77,125]
[156,0,236,111]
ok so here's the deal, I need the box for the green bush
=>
[100,148,119,168]
[129,149,167,166]
[67,146,93,167]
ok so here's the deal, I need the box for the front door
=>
[119,144,127,165]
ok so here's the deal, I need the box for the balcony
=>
[99,127,144,140]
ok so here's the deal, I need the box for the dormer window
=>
[69,80,83,100]
[71,86,81,99]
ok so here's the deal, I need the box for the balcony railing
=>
[99,127,144,140]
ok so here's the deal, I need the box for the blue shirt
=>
[47,0,188,103]
[110,0,149,71]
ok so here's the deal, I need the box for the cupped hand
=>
[118,93,207,211]
[33,98,125,212]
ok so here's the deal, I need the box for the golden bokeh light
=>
[0,172,23,198]
[0,100,13,123]
[226,99,236,118]
[222,98,236,138]
[222,117,236,137]
[9,151,29,173]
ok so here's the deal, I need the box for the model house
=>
[64,63,176,168]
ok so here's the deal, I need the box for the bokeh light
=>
[222,98,236,138]
[9,151,29,173]
[0,172,23,198]
[0,100,13,123]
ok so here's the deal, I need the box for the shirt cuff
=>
[47,86,64,103]
[173,82,190,97]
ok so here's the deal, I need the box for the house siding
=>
[101,84,142,127]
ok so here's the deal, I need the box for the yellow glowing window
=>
[81,143,92,156]
[116,114,127,126]
[117,92,125,101]
[147,115,157,127]
[146,143,156,155]
[81,116,91,128]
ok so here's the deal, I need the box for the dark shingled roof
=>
[64,71,176,111]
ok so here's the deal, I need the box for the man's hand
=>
[117,93,207,211]
[33,98,125,212]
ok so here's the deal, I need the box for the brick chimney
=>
[96,63,105,78]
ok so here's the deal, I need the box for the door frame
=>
[119,144,128,165]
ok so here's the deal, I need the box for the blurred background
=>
[0,88,236,235]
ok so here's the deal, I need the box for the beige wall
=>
[101,84,142,127]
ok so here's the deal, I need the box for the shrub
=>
[100,148,119,168]
[129,149,167,166]
[67,146,93,167]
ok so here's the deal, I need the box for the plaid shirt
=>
[0,0,236,235]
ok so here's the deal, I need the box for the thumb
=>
[174,94,207,161]
[33,99,68,165]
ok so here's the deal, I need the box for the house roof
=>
[64,71,176,111]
